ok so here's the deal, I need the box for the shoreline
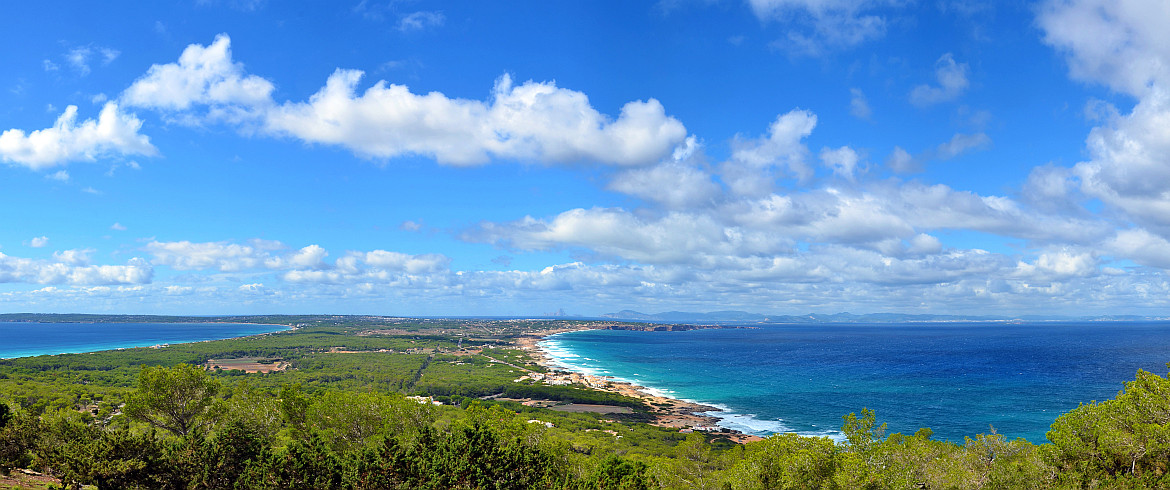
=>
[0,322,292,360]
[516,326,765,444]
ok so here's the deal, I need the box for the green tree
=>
[0,408,39,475]
[0,402,11,429]
[124,363,223,437]
[33,409,163,489]
[1047,369,1170,486]
[723,433,840,489]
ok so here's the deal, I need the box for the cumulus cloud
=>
[722,109,816,195]
[1014,248,1099,282]
[265,71,687,166]
[608,137,720,208]
[121,33,275,124]
[27,236,49,248]
[124,35,687,167]
[145,239,282,272]
[909,53,970,106]
[819,146,862,180]
[1039,1,1170,236]
[0,251,152,285]
[1107,228,1170,269]
[0,103,157,170]
[142,239,453,287]
[474,208,789,265]
[1073,91,1170,232]
[1039,0,1170,97]
[608,162,721,208]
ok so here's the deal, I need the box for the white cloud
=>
[1073,91,1170,233]
[886,146,918,173]
[238,283,267,293]
[0,103,157,170]
[398,11,445,32]
[749,0,895,55]
[608,139,721,209]
[265,71,687,166]
[907,233,943,255]
[28,236,49,248]
[723,109,816,195]
[1037,1,1170,238]
[142,240,454,286]
[121,34,275,123]
[930,132,990,160]
[1039,0,1170,97]
[46,170,69,181]
[110,222,127,231]
[53,249,92,265]
[1022,165,1081,213]
[1107,228,1170,269]
[145,240,280,272]
[287,244,329,270]
[609,162,721,209]
[475,208,786,266]
[1014,248,1099,282]
[909,53,970,106]
[124,35,687,167]
[0,252,152,285]
[882,133,989,175]
[849,88,872,119]
[819,145,861,180]
[163,285,194,295]
[65,45,120,76]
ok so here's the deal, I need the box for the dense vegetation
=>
[2,315,1170,488]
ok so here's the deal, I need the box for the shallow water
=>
[0,321,289,359]
[541,322,1170,443]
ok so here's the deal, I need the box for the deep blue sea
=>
[540,322,1170,443]
[0,322,289,359]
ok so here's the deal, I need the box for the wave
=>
[702,406,844,441]
[538,335,843,440]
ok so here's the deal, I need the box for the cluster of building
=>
[514,371,611,389]
[678,426,721,433]
[406,395,444,406]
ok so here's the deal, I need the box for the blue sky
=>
[2,0,1169,317]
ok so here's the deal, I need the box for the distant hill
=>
[600,310,1170,323]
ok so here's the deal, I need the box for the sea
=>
[0,322,289,359]
[540,321,1170,443]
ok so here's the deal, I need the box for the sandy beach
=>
[515,328,765,444]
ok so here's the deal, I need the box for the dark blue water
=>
[541,322,1170,443]
[0,322,289,359]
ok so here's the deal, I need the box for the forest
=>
[2,315,1170,488]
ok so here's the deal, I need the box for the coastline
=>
[0,321,291,360]
[516,326,765,444]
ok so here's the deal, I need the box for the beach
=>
[515,328,765,444]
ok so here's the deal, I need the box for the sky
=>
[2,0,1169,317]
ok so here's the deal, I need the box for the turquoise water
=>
[0,322,289,359]
[540,322,1170,443]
